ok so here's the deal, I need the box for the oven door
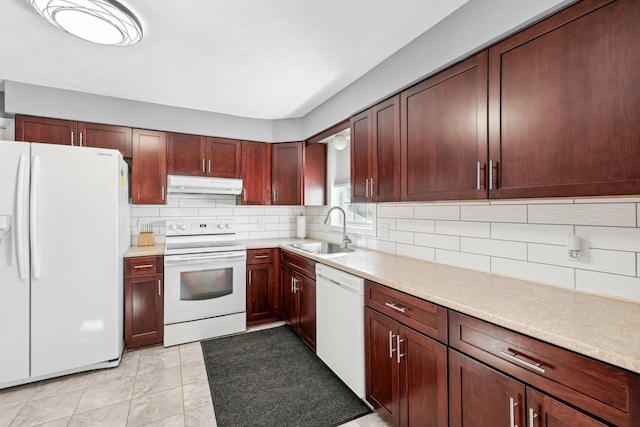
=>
[164,251,247,325]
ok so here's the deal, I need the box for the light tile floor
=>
[0,326,390,427]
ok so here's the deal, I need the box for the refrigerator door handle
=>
[30,155,41,279]
[16,154,28,280]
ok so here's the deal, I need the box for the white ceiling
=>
[0,0,469,120]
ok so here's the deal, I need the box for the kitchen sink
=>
[289,241,354,256]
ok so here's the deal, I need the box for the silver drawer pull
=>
[500,349,546,374]
[384,302,406,313]
[509,397,518,427]
[253,255,269,259]
[529,408,538,426]
[133,264,154,269]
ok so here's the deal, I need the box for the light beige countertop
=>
[123,244,165,258]
[247,238,640,375]
[126,238,640,374]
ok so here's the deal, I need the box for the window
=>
[325,129,376,235]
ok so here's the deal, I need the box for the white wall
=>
[307,198,640,303]
[3,0,575,142]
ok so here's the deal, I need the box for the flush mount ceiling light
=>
[30,0,142,46]
[332,132,349,151]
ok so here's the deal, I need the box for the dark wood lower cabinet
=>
[124,256,164,350]
[449,348,525,427]
[527,388,608,427]
[365,307,447,427]
[280,251,316,350]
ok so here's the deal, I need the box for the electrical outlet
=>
[379,223,390,238]
[257,218,264,230]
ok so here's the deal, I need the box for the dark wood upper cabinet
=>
[272,142,303,205]
[15,115,76,146]
[206,137,241,178]
[241,141,271,205]
[16,115,132,157]
[372,95,401,203]
[132,129,167,205]
[78,122,132,157]
[166,134,241,178]
[488,0,640,198]
[303,143,327,206]
[350,109,373,203]
[400,51,488,202]
[167,132,207,175]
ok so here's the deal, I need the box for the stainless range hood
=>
[167,175,243,195]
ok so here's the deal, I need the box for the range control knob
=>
[225,222,232,229]
[217,223,225,229]
[179,223,187,231]
[168,223,177,231]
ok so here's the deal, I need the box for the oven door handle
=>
[165,252,247,264]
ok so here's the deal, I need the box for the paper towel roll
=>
[296,215,307,239]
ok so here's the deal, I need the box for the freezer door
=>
[0,141,30,385]
[30,143,122,377]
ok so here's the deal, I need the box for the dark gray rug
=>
[201,326,371,427]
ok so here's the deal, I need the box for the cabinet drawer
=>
[125,256,163,277]
[365,280,447,344]
[281,250,315,280]
[247,248,273,265]
[449,311,632,426]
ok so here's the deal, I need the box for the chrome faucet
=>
[323,206,352,248]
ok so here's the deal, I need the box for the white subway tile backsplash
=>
[159,207,198,217]
[461,237,527,260]
[528,203,636,227]
[233,207,265,216]
[386,230,414,244]
[461,205,527,223]
[414,233,460,251]
[414,205,460,220]
[396,244,435,262]
[435,220,490,238]
[435,249,491,272]
[528,243,637,276]
[395,219,435,233]
[575,270,640,302]
[491,223,573,245]
[131,207,160,217]
[379,205,414,219]
[197,208,234,216]
[130,193,640,301]
[575,226,640,252]
[491,258,575,289]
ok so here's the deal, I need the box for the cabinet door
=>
[167,132,206,176]
[489,0,640,198]
[449,349,525,427]
[365,308,400,426]
[296,274,316,350]
[241,141,270,205]
[350,109,372,203]
[124,274,163,349]
[399,325,448,427]
[372,95,401,202]
[527,388,607,427]
[401,51,488,201]
[78,122,132,157]
[15,115,76,145]
[247,264,274,323]
[132,129,167,204]
[272,142,303,205]
[280,266,297,328]
[304,143,327,206]
[206,137,241,178]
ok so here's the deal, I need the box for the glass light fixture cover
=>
[332,132,349,151]
[30,0,143,46]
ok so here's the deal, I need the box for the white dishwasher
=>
[316,263,365,398]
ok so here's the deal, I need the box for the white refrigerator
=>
[0,141,130,388]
